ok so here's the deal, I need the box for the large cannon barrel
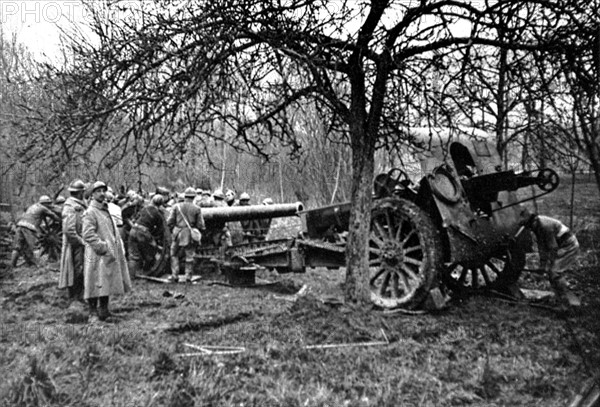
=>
[201,202,304,222]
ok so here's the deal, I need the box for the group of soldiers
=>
[9,180,274,321]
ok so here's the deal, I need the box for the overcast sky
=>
[0,0,145,61]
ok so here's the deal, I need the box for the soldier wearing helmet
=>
[166,187,205,283]
[204,189,233,247]
[58,179,88,302]
[519,214,582,307]
[212,189,226,205]
[54,195,66,214]
[236,192,260,243]
[120,189,145,255]
[10,194,61,269]
[82,181,132,321]
[198,189,213,207]
[128,193,168,279]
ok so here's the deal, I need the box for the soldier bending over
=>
[524,214,581,307]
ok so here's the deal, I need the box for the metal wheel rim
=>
[369,204,427,308]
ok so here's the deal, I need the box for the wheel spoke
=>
[391,273,400,298]
[395,219,406,241]
[401,229,417,246]
[369,247,382,256]
[481,266,492,286]
[370,268,386,285]
[380,270,392,296]
[401,264,419,282]
[369,258,382,267]
[398,270,410,291]
[373,220,388,242]
[486,260,502,276]
[384,210,395,240]
[457,267,468,284]
[403,245,422,255]
[404,257,423,268]
[370,233,385,248]
[472,268,479,289]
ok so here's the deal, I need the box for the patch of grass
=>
[0,179,598,406]
[6,356,58,407]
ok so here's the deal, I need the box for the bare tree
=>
[18,0,579,307]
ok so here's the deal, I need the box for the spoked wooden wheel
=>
[38,216,62,261]
[369,198,443,309]
[442,249,525,295]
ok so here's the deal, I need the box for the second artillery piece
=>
[152,128,560,310]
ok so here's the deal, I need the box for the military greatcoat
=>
[58,197,87,290]
[82,199,131,299]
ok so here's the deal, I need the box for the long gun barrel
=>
[201,202,304,222]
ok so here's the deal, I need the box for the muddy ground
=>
[0,178,598,407]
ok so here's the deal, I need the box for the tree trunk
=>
[344,128,375,307]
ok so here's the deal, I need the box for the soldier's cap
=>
[184,187,197,198]
[240,192,250,201]
[68,179,86,192]
[91,181,108,193]
[39,195,52,205]
[262,197,274,205]
[55,196,66,204]
[196,188,203,194]
[106,191,115,201]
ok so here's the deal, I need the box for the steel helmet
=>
[239,192,250,201]
[262,197,274,205]
[156,186,170,196]
[92,181,107,193]
[55,195,66,204]
[184,187,197,198]
[39,195,52,205]
[151,194,165,206]
[68,179,86,192]
[213,189,225,200]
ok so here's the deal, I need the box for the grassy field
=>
[0,177,598,407]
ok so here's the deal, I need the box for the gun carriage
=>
[186,129,559,310]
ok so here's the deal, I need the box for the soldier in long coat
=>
[82,181,132,321]
[58,180,87,301]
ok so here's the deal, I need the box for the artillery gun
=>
[195,128,559,310]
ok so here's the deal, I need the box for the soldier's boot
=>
[550,275,581,307]
[168,256,179,283]
[10,250,19,269]
[97,296,111,321]
[185,262,194,284]
[87,297,98,318]
[128,260,140,280]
